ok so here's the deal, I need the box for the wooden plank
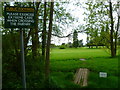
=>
[80,68,85,86]
[74,69,79,83]
[74,69,79,79]
[85,69,89,86]
[74,68,89,87]
[82,68,89,86]
[78,68,83,84]
[74,69,80,84]
[77,68,82,84]
[76,68,81,84]
[82,69,87,86]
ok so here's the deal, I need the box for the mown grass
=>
[50,47,110,61]
[50,47,119,88]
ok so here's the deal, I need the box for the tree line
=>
[83,1,120,57]
[1,0,120,88]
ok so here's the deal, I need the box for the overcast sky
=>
[51,1,87,45]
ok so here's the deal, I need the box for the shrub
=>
[59,45,66,49]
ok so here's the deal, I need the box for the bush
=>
[59,45,66,49]
[65,72,74,80]
[48,76,63,88]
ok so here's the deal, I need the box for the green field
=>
[49,47,118,88]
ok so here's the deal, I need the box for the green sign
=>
[4,6,35,28]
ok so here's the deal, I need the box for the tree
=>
[45,1,54,80]
[109,0,115,57]
[2,1,78,88]
[114,1,120,55]
[73,30,78,48]
[42,1,47,62]
[84,1,119,57]
[109,0,119,57]
[84,2,110,48]
[2,2,43,88]
[32,2,41,59]
[78,39,83,47]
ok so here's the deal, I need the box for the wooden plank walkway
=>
[74,68,89,87]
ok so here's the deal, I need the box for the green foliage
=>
[2,67,22,88]
[73,30,79,48]
[65,72,74,80]
[78,39,83,47]
[2,29,22,88]
[3,51,45,88]
[84,2,111,47]
[48,76,64,88]
[59,45,66,49]
[2,1,119,89]
[48,72,80,88]
[2,28,44,88]
[53,2,74,36]
[25,54,45,88]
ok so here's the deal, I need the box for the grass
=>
[50,47,110,61]
[49,47,119,88]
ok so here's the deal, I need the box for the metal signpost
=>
[4,6,35,89]
[20,28,26,89]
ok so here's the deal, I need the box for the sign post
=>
[20,28,26,89]
[4,6,35,89]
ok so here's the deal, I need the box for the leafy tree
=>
[78,39,83,47]
[109,0,115,57]
[42,1,47,63]
[84,2,110,47]
[73,30,78,48]
[108,0,119,57]
[45,1,54,84]
[2,2,43,88]
[2,1,76,88]
[84,1,119,57]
